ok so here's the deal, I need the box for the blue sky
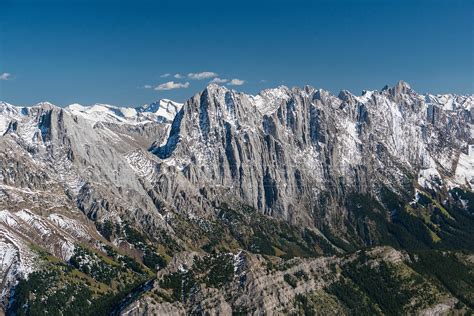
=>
[0,0,472,107]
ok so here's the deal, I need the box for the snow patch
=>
[454,152,474,189]
[418,155,442,190]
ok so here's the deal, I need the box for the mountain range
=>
[0,81,473,315]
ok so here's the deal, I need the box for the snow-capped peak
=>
[425,94,474,111]
[32,101,59,110]
[139,99,183,122]
[64,99,182,124]
[65,102,137,123]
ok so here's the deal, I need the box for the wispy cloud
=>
[144,84,152,89]
[188,72,218,80]
[210,77,228,84]
[154,81,190,91]
[174,73,183,79]
[160,73,171,78]
[0,73,11,80]
[227,78,245,86]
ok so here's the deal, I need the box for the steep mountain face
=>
[0,100,184,310]
[150,81,473,231]
[0,82,473,314]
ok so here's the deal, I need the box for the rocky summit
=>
[0,81,473,315]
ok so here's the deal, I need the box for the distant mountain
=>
[64,99,183,124]
[1,82,473,314]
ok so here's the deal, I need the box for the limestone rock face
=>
[150,82,473,229]
[0,100,180,308]
[0,83,472,312]
[1,83,472,244]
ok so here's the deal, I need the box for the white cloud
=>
[154,81,190,91]
[210,77,228,84]
[144,84,152,89]
[0,73,11,80]
[160,73,171,78]
[227,78,245,86]
[174,73,183,79]
[188,72,218,80]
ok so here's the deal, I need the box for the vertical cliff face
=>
[1,82,472,234]
[149,82,473,229]
[0,83,473,314]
